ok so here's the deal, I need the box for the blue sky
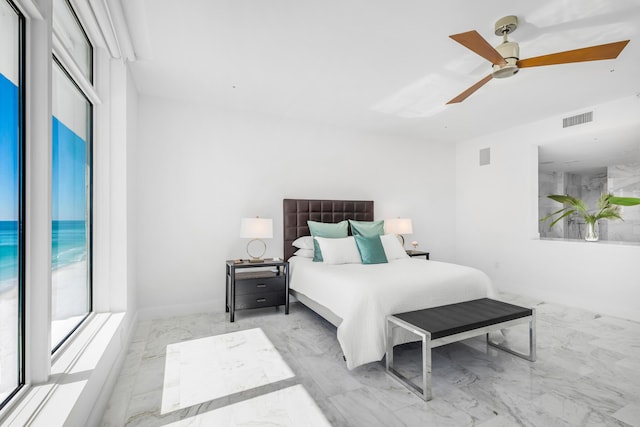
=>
[52,116,87,221]
[0,73,18,221]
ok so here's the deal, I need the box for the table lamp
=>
[385,218,413,247]
[240,217,273,262]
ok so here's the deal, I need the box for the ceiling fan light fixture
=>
[492,61,519,78]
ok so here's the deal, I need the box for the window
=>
[0,0,25,409]
[538,139,640,242]
[51,0,93,352]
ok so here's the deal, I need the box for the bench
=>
[385,298,536,401]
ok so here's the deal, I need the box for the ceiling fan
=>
[447,15,630,104]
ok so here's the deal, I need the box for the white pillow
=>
[380,234,409,260]
[292,236,314,250]
[314,236,362,265]
[294,248,314,258]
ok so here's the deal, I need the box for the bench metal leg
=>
[422,333,432,401]
[386,317,433,401]
[386,319,394,371]
[487,308,536,362]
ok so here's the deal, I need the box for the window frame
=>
[53,0,93,84]
[49,53,94,355]
[0,0,26,411]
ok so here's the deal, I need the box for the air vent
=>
[563,111,593,128]
[479,147,490,166]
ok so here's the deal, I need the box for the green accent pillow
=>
[354,235,388,264]
[349,219,384,237]
[308,220,349,262]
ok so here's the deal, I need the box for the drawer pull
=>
[256,284,266,288]
[256,298,267,303]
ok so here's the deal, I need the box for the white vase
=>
[585,221,598,242]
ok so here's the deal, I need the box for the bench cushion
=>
[393,298,532,340]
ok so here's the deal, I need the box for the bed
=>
[283,198,494,369]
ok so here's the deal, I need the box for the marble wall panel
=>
[608,163,640,242]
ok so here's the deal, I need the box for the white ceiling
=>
[122,0,640,143]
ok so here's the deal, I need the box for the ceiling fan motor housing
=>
[492,41,519,78]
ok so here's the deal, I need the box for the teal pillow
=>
[354,235,388,264]
[308,220,349,262]
[349,219,384,237]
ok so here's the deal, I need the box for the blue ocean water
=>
[0,220,86,291]
[0,221,18,283]
[52,220,87,270]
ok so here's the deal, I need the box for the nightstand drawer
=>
[235,291,286,310]
[235,275,286,295]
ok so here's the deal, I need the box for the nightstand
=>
[225,259,289,322]
[406,250,429,260]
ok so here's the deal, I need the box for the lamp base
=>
[246,239,267,261]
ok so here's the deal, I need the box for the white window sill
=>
[538,237,640,246]
[1,312,126,426]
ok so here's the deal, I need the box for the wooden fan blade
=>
[447,74,493,104]
[450,30,507,66]
[517,40,629,68]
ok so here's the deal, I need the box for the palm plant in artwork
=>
[540,193,640,241]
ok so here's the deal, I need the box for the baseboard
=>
[137,298,225,320]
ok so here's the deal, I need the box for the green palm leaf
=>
[549,209,575,229]
[609,196,640,206]
[595,206,622,221]
[540,207,569,223]
[547,194,579,206]
[547,195,588,215]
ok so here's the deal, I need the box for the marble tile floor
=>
[161,328,296,414]
[101,294,640,426]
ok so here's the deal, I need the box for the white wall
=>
[126,67,138,313]
[455,96,640,322]
[135,95,456,316]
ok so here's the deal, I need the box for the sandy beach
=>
[0,279,18,404]
[51,260,89,347]
[1,260,88,401]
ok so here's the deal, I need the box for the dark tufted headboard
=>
[283,199,374,260]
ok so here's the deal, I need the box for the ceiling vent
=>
[563,111,593,128]
[479,147,490,166]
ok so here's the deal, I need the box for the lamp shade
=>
[240,217,273,239]
[385,218,413,235]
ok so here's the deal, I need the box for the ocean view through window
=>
[51,57,92,352]
[0,0,24,410]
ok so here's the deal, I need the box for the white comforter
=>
[289,256,494,369]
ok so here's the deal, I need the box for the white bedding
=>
[289,256,495,369]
